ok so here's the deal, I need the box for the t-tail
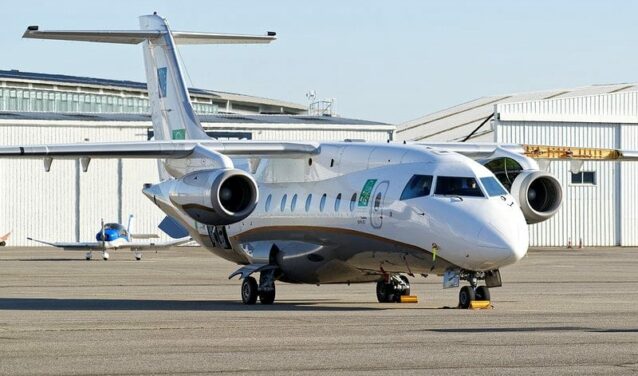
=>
[23,13,277,142]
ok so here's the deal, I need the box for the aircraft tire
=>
[241,276,258,305]
[377,280,401,302]
[376,280,390,303]
[399,275,411,296]
[259,288,276,305]
[459,286,475,309]
[475,286,490,301]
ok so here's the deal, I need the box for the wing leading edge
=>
[0,140,319,159]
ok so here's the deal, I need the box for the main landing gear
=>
[376,275,411,303]
[241,269,276,305]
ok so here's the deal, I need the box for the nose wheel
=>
[458,285,491,309]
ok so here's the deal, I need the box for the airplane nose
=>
[477,221,528,266]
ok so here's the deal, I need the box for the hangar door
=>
[496,121,619,247]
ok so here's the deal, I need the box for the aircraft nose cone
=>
[477,220,528,266]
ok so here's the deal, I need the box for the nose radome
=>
[477,221,528,266]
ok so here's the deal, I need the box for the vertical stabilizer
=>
[126,214,135,240]
[139,15,208,141]
[22,14,276,143]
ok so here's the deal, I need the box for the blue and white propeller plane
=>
[28,215,191,261]
[1,14,636,308]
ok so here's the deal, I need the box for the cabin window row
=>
[264,192,358,213]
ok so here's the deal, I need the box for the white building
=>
[397,84,638,247]
[0,71,393,246]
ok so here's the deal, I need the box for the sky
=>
[1,1,637,124]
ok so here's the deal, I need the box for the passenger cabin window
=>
[480,177,508,197]
[291,194,298,211]
[435,176,484,197]
[320,194,327,212]
[400,175,433,200]
[280,194,287,212]
[571,171,596,185]
[334,193,342,212]
[305,194,312,212]
[350,193,357,211]
[265,194,272,211]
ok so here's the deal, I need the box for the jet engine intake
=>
[510,171,562,224]
[170,169,258,225]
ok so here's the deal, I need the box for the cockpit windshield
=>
[480,176,508,197]
[434,176,484,197]
[400,175,433,200]
[104,223,127,236]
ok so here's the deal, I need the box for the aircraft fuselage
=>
[149,142,529,284]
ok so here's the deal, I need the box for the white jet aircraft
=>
[1,14,635,308]
[27,215,191,261]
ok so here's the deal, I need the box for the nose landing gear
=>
[457,271,496,309]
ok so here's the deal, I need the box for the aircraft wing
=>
[118,237,193,250]
[26,237,104,250]
[0,140,636,161]
[416,142,638,161]
[0,140,318,159]
[27,236,192,250]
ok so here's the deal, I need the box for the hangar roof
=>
[396,83,638,142]
[0,69,306,111]
[0,111,388,126]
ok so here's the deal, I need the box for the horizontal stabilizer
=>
[23,29,161,44]
[23,28,276,45]
[172,31,276,45]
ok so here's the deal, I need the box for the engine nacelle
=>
[169,169,258,225]
[510,170,562,224]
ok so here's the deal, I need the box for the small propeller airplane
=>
[27,215,191,261]
[0,231,11,247]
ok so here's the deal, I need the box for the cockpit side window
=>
[434,176,484,197]
[480,176,508,197]
[400,175,433,200]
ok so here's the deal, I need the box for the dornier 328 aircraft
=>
[2,14,636,308]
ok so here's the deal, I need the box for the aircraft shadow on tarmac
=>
[0,297,391,312]
[426,327,638,333]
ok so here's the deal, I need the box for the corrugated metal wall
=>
[498,91,638,124]
[620,125,638,245]
[496,121,619,246]
[0,120,391,246]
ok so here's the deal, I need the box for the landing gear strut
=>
[376,275,410,303]
[240,269,277,305]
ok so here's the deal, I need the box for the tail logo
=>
[172,129,186,140]
[157,67,168,98]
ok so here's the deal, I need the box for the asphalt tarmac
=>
[0,246,637,375]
